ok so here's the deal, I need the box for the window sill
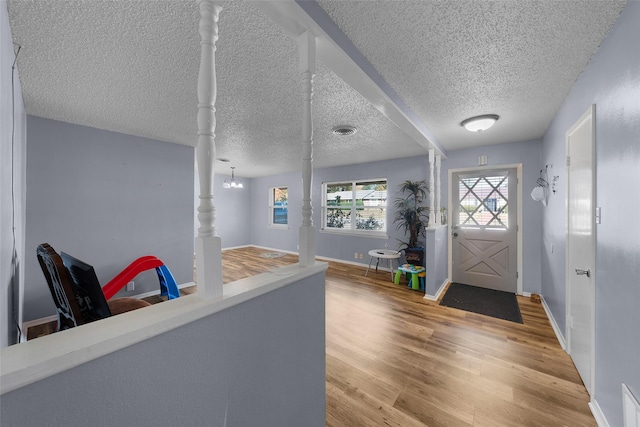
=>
[269,224,289,230]
[319,228,388,239]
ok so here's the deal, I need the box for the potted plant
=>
[393,180,430,266]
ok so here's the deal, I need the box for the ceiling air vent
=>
[332,125,357,136]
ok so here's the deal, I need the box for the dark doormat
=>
[440,283,523,323]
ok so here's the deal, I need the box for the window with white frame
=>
[269,187,288,227]
[322,179,387,236]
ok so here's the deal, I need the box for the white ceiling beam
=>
[251,0,447,159]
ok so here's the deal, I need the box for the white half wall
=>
[1,268,327,426]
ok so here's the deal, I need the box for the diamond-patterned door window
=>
[458,174,509,228]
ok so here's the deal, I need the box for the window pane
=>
[326,208,351,229]
[323,179,387,233]
[272,207,287,224]
[326,183,352,207]
[271,187,288,225]
[355,181,387,207]
[274,187,288,203]
[356,208,385,230]
[458,175,509,227]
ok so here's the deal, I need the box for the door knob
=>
[575,268,591,278]
[453,232,459,237]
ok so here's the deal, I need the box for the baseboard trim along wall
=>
[249,245,298,256]
[424,279,449,301]
[541,295,567,350]
[250,244,393,271]
[589,398,610,427]
[222,244,252,251]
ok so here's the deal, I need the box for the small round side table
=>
[365,249,401,281]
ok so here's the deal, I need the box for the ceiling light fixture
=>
[332,125,357,136]
[223,166,243,189]
[460,114,499,132]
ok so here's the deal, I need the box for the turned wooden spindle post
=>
[428,149,436,228]
[435,153,441,225]
[298,32,316,267]
[195,0,223,298]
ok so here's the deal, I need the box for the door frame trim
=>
[448,163,523,295]
[564,104,596,397]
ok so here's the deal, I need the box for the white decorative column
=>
[298,31,316,267]
[428,148,436,228]
[195,0,223,299]
[435,153,441,225]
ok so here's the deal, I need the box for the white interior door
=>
[451,168,517,292]
[566,105,596,395]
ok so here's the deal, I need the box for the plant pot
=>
[404,247,424,267]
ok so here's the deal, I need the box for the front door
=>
[452,168,517,292]
[566,105,596,395]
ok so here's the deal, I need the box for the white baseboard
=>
[242,245,398,271]
[250,245,299,256]
[521,291,532,297]
[222,244,253,251]
[316,254,379,270]
[424,279,449,301]
[589,398,610,427]
[541,295,567,350]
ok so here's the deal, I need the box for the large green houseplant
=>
[393,180,430,265]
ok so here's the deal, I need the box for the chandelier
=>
[223,166,243,189]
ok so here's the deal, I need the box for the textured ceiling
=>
[7,0,626,177]
[316,0,627,151]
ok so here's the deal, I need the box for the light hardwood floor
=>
[29,246,595,426]
[223,247,594,427]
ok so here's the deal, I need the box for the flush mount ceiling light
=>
[223,166,243,189]
[460,114,499,132]
[331,125,357,136]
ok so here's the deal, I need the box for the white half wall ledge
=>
[0,262,328,395]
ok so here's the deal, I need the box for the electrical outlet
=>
[359,253,364,259]
[127,281,135,291]
[354,252,358,259]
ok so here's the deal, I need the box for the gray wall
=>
[24,117,194,322]
[249,143,543,295]
[425,227,448,296]
[1,0,27,347]
[250,170,303,253]
[250,156,430,264]
[1,272,327,427]
[442,139,543,294]
[541,2,640,426]
[194,168,252,248]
